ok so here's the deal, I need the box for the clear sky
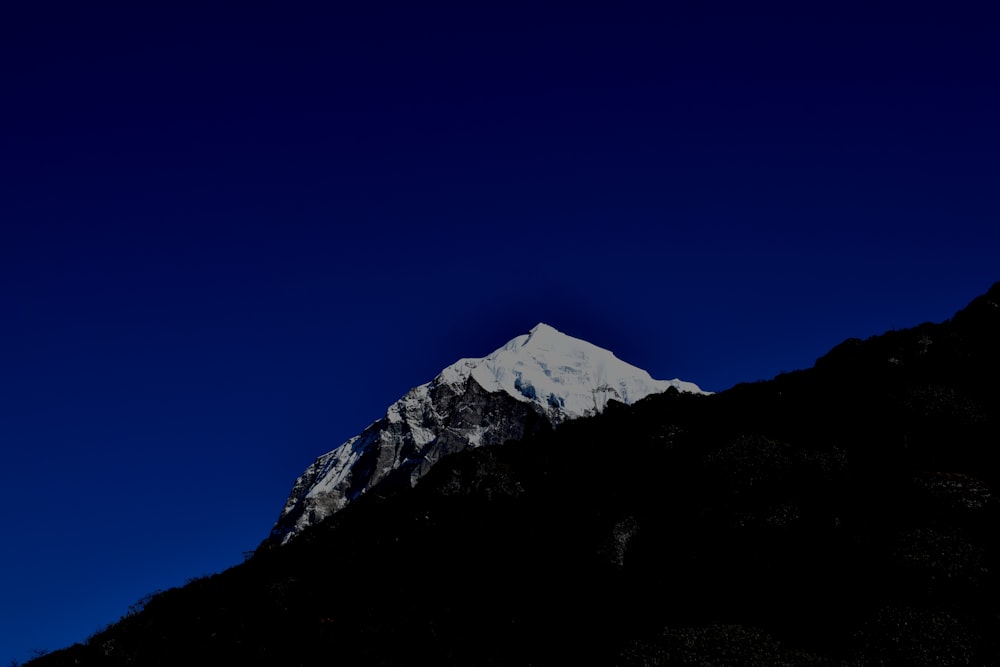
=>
[2,2,998,662]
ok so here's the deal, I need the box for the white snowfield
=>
[270,323,706,544]
[440,323,704,420]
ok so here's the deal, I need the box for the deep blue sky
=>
[2,2,998,661]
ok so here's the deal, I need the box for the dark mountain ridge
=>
[29,283,1000,666]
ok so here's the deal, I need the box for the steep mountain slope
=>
[270,323,704,544]
[29,283,1000,666]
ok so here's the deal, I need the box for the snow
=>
[443,323,705,420]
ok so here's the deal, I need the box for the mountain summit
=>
[439,323,704,418]
[269,323,705,544]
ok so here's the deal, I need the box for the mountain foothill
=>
[28,283,1000,666]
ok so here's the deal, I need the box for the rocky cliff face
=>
[269,323,705,544]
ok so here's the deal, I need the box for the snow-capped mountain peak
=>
[441,322,702,421]
[269,324,706,544]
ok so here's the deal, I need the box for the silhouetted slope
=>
[30,283,1000,666]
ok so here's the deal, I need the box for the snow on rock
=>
[269,323,706,545]
[445,323,703,420]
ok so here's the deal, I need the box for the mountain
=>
[28,283,1000,666]
[270,323,705,544]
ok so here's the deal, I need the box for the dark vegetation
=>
[30,283,1000,665]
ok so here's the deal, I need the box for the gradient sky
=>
[2,3,999,661]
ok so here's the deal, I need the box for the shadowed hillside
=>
[29,283,1000,666]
